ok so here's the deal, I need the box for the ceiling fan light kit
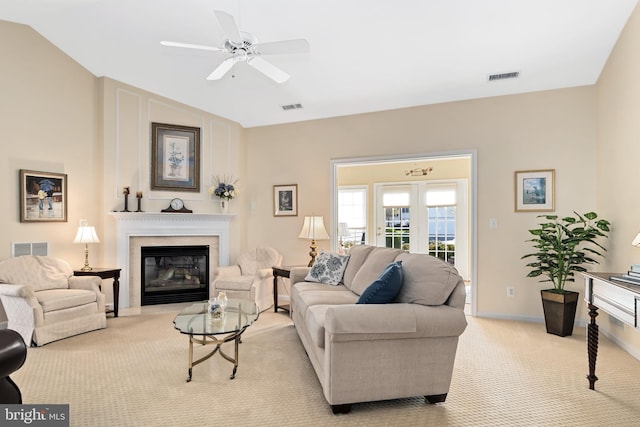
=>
[161,10,309,83]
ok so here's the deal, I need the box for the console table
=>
[582,272,640,390]
[74,268,121,318]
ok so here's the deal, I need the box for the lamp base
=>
[79,265,93,272]
[307,240,318,267]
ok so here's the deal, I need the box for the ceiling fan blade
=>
[160,41,224,52]
[247,57,290,83]
[214,10,243,46]
[207,57,235,80]
[253,39,310,55]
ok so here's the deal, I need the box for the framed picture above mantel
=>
[514,169,555,212]
[150,122,200,192]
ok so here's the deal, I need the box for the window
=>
[425,184,456,264]
[338,187,367,246]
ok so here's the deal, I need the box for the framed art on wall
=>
[20,169,68,222]
[273,184,298,216]
[151,122,200,192]
[514,169,555,212]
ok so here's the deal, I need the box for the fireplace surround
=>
[109,212,235,309]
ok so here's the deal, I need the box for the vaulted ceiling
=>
[2,0,638,128]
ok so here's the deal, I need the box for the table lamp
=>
[73,219,100,271]
[298,216,330,266]
[337,222,350,254]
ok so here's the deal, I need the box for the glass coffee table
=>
[173,299,259,382]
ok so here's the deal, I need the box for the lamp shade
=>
[338,222,350,238]
[73,221,100,244]
[298,216,330,241]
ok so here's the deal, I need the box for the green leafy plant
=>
[522,212,610,292]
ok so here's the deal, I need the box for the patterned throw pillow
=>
[304,251,350,285]
[356,261,403,304]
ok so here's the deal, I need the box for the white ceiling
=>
[2,0,638,128]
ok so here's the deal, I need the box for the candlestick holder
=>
[121,193,130,212]
[135,195,143,212]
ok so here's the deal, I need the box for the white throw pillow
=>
[304,251,350,285]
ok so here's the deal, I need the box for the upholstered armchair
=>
[0,329,27,404]
[212,247,282,312]
[0,256,107,346]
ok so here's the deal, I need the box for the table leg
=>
[587,303,599,390]
[273,274,279,313]
[112,272,120,318]
[187,336,194,382]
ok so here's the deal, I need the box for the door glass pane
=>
[427,206,456,264]
[384,207,410,250]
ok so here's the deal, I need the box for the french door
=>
[374,180,469,280]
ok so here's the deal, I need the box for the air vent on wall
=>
[281,103,303,111]
[12,242,49,257]
[488,71,520,81]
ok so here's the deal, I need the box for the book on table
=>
[609,275,640,286]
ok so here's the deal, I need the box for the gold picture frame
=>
[273,184,298,216]
[514,169,555,212]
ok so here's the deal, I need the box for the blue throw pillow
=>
[356,261,403,304]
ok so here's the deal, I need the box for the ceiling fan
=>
[160,10,309,83]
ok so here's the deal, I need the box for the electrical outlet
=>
[507,287,516,297]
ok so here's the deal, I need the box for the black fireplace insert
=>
[141,245,209,305]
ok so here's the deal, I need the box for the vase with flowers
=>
[208,175,237,213]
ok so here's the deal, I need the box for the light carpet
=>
[12,306,640,426]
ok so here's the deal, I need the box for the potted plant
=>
[522,212,610,336]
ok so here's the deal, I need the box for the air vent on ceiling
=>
[281,103,303,111]
[488,71,520,81]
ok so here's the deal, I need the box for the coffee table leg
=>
[187,336,194,382]
[230,335,240,379]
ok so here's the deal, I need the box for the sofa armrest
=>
[213,265,242,280]
[290,267,311,285]
[325,303,467,342]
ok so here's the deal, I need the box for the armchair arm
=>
[213,265,242,281]
[0,284,43,345]
[69,276,102,292]
[256,268,275,279]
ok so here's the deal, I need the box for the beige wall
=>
[0,21,245,320]
[246,87,598,323]
[596,2,640,355]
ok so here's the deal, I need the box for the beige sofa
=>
[290,245,467,414]
[0,256,107,346]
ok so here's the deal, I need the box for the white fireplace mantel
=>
[108,212,236,308]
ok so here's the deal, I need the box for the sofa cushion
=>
[350,247,404,295]
[394,252,462,306]
[356,261,403,304]
[341,244,375,290]
[305,251,350,285]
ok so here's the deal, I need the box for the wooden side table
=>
[74,268,121,317]
[272,266,297,313]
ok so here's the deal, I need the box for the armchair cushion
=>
[214,276,255,291]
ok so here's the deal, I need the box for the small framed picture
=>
[273,184,298,216]
[514,169,555,212]
[150,122,200,192]
[20,170,68,222]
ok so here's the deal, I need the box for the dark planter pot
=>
[540,289,579,337]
